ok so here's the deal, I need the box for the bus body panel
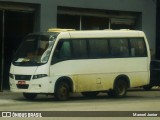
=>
[50,57,149,92]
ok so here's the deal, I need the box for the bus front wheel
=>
[54,82,70,101]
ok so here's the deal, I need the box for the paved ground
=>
[0,88,160,120]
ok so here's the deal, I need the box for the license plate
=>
[18,81,26,84]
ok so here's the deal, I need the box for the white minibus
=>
[9,29,150,101]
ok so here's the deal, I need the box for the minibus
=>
[9,29,150,101]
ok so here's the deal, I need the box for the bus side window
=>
[52,40,71,64]
[88,39,109,58]
[130,38,147,57]
[110,38,129,57]
[72,39,88,59]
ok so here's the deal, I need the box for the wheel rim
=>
[59,85,68,98]
[116,80,127,96]
[117,82,126,95]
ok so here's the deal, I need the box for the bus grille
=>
[16,84,29,89]
[15,75,31,80]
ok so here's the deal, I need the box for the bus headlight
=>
[33,74,48,79]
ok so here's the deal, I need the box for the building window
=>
[57,6,141,30]
[82,16,109,30]
[57,14,80,30]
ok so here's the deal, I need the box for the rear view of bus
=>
[9,29,150,101]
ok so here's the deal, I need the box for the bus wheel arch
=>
[114,75,130,88]
[54,76,73,101]
[108,75,130,98]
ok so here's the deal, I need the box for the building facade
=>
[0,0,157,90]
[157,0,160,59]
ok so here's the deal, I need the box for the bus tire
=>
[54,82,70,101]
[81,92,99,98]
[108,79,127,98]
[23,93,37,100]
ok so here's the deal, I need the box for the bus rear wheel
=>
[23,93,37,100]
[54,82,70,101]
[108,79,127,98]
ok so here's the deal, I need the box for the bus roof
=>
[47,28,145,38]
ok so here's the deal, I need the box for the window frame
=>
[51,37,148,64]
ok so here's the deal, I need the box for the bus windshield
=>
[13,34,56,66]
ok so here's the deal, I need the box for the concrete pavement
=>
[1,89,160,120]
